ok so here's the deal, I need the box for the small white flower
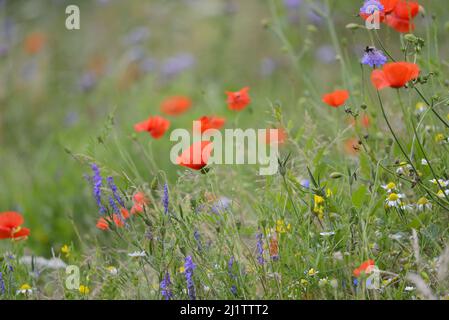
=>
[429,179,449,188]
[416,197,432,211]
[421,159,428,166]
[16,284,33,295]
[320,231,335,237]
[381,182,397,193]
[385,193,405,207]
[128,251,146,258]
[405,286,415,292]
[396,164,412,175]
[106,266,118,275]
[437,189,449,198]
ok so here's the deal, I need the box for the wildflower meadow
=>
[1,0,449,303]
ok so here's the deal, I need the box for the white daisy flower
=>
[437,189,449,198]
[16,284,34,295]
[416,197,432,211]
[429,179,449,188]
[415,102,427,114]
[106,266,118,275]
[396,163,412,175]
[385,193,404,207]
[381,182,397,193]
[128,251,146,258]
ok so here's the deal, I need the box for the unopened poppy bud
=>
[307,25,318,32]
[261,19,270,29]
[151,177,158,190]
[361,104,367,110]
[404,34,418,43]
[345,23,361,30]
[330,172,343,179]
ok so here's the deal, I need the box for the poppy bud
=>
[361,104,367,110]
[404,33,418,43]
[345,23,362,30]
[330,172,343,179]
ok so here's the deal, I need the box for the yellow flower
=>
[435,133,445,143]
[300,279,309,286]
[79,285,90,295]
[276,219,291,234]
[179,266,186,273]
[61,244,70,258]
[17,284,33,295]
[20,284,31,291]
[308,268,318,276]
[415,102,426,113]
[326,188,333,197]
[314,194,325,205]
[106,266,118,275]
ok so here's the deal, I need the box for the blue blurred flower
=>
[184,256,196,300]
[91,163,106,214]
[107,176,124,207]
[79,72,97,92]
[260,58,276,77]
[211,197,231,214]
[283,0,302,10]
[316,45,336,64]
[360,0,384,15]
[361,47,387,68]
[163,183,169,214]
[0,271,5,295]
[256,232,265,265]
[160,272,173,300]
[161,53,195,79]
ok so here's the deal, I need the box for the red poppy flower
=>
[197,116,226,133]
[160,96,192,116]
[349,113,370,128]
[393,0,419,19]
[371,62,420,89]
[353,259,376,277]
[96,217,109,230]
[24,32,46,55]
[263,127,288,145]
[380,0,399,13]
[322,90,350,108]
[344,138,361,156]
[226,87,251,111]
[177,141,213,170]
[0,211,30,240]
[134,116,170,139]
[131,191,149,214]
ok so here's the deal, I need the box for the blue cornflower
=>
[193,230,202,251]
[361,47,388,68]
[211,197,231,214]
[230,285,237,296]
[300,179,310,189]
[184,256,196,300]
[360,0,384,15]
[283,0,302,10]
[160,272,173,300]
[163,183,169,214]
[256,233,265,265]
[107,176,124,207]
[91,163,106,214]
[0,271,5,295]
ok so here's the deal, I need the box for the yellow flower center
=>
[314,195,325,205]
[388,193,399,201]
[79,285,90,295]
[20,284,31,291]
[417,197,428,205]
[386,182,396,190]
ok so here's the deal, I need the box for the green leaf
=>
[352,185,368,209]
